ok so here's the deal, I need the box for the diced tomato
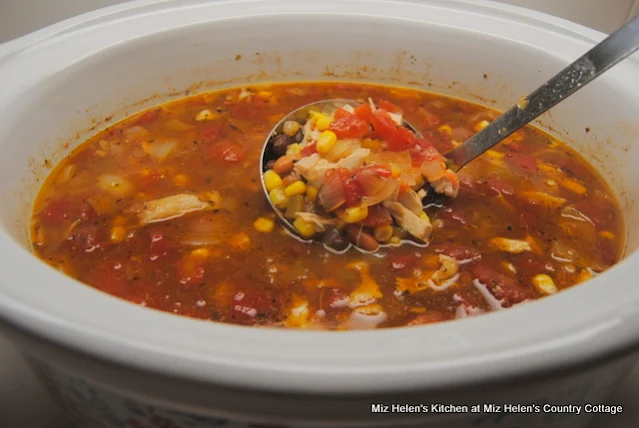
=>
[482,177,514,196]
[438,206,467,225]
[135,108,161,125]
[431,245,481,262]
[389,252,421,271]
[329,111,369,139]
[231,290,274,320]
[321,288,349,312]
[360,204,393,227]
[333,107,351,121]
[507,152,537,172]
[354,103,373,123]
[39,198,96,226]
[370,109,417,151]
[337,169,364,207]
[84,259,129,295]
[300,142,317,157]
[573,199,615,228]
[417,130,453,154]
[473,265,533,306]
[356,164,392,178]
[209,141,246,162]
[343,178,363,206]
[230,102,262,121]
[199,123,225,144]
[412,143,445,167]
[39,198,73,225]
[68,226,100,252]
[139,170,164,189]
[177,256,205,286]
[378,99,403,114]
[514,253,555,277]
[415,107,441,128]
[148,229,177,260]
[406,311,448,326]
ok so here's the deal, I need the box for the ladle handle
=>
[445,14,639,170]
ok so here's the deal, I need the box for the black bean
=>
[330,234,350,251]
[322,228,349,252]
[272,134,292,157]
[294,129,304,143]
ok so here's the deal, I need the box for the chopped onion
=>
[318,172,346,212]
[85,195,119,216]
[389,112,403,126]
[98,174,132,197]
[367,151,412,169]
[165,119,194,131]
[56,164,76,184]
[356,170,386,196]
[295,212,336,232]
[361,179,398,207]
[421,160,446,181]
[180,215,224,246]
[142,139,177,162]
[450,127,474,142]
[324,139,359,162]
[123,125,150,143]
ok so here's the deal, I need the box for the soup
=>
[30,82,623,330]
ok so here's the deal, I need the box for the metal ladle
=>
[261,15,639,250]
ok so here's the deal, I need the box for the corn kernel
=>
[204,190,222,209]
[190,248,210,259]
[293,217,317,238]
[263,170,284,192]
[489,237,532,254]
[286,143,301,156]
[373,225,393,243]
[110,226,126,243]
[502,262,517,275]
[338,205,369,223]
[173,174,189,187]
[559,177,587,195]
[269,188,288,210]
[112,215,127,226]
[306,185,318,202]
[257,91,272,100]
[284,180,306,197]
[600,230,616,240]
[474,120,490,132]
[253,217,275,233]
[485,149,505,159]
[230,233,251,250]
[437,125,452,135]
[195,109,216,121]
[532,274,558,295]
[361,138,382,151]
[310,111,332,131]
[576,269,593,284]
[317,130,337,154]
[283,120,301,137]
[390,236,401,245]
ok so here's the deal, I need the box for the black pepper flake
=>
[205,177,212,184]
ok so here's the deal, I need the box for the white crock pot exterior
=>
[0,1,639,427]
